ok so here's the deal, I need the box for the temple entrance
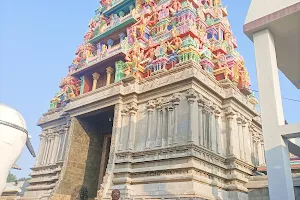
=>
[75,106,114,199]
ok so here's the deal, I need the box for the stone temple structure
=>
[24,0,266,199]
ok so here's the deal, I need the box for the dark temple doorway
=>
[76,106,114,199]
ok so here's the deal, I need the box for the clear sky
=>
[0,0,299,178]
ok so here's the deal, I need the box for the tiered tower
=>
[25,0,265,200]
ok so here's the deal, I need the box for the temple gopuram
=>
[24,0,265,199]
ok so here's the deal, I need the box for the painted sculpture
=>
[50,0,255,108]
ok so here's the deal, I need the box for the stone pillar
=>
[146,100,155,149]
[215,108,221,154]
[41,136,49,165]
[167,103,174,146]
[237,116,245,160]
[46,136,54,164]
[59,128,68,161]
[225,108,236,156]
[208,105,214,150]
[203,105,208,148]
[92,72,100,91]
[243,120,251,163]
[155,98,163,147]
[106,67,114,86]
[172,93,180,145]
[197,95,204,146]
[126,102,138,151]
[185,89,197,144]
[35,134,46,167]
[50,132,60,164]
[257,140,263,165]
[118,108,128,151]
[254,139,259,166]
[55,131,63,162]
[162,104,168,147]
[262,143,266,163]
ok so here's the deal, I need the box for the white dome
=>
[0,104,26,130]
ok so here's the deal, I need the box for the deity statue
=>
[213,6,223,18]
[125,42,143,76]
[198,26,207,40]
[232,63,240,83]
[197,5,206,21]
[169,0,181,14]
[213,0,221,6]
[167,27,182,53]
[240,62,250,88]
[144,47,156,61]
[100,0,111,7]
[96,15,109,34]
[110,14,120,26]
[84,29,94,41]
[133,14,148,37]
[101,44,108,58]
[73,44,85,65]
[146,4,158,27]
[58,75,81,102]
[224,30,234,48]
[85,43,95,58]
[212,51,226,69]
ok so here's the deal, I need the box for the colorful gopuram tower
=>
[25,0,264,200]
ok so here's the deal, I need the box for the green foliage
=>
[7,172,17,182]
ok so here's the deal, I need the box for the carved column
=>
[46,135,54,164]
[203,104,208,148]
[171,93,180,145]
[197,95,204,146]
[262,143,266,164]
[35,134,46,166]
[237,116,245,160]
[155,98,163,147]
[249,125,255,164]
[146,100,155,149]
[257,139,264,165]
[243,120,251,163]
[215,108,221,154]
[106,67,114,86]
[225,108,236,156]
[50,132,60,164]
[167,102,174,146]
[118,108,128,151]
[185,89,197,144]
[162,103,168,147]
[92,72,100,91]
[59,127,69,161]
[126,102,138,151]
[208,103,214,150]
[55,130,63,162]
[41,135,49,165]
[254,138,259,166]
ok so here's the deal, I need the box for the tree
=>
[7,172,17,182]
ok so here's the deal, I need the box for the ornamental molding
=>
[116,144,226,169]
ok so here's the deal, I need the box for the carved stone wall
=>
[29,62,265,200]
[52,118,103,199]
